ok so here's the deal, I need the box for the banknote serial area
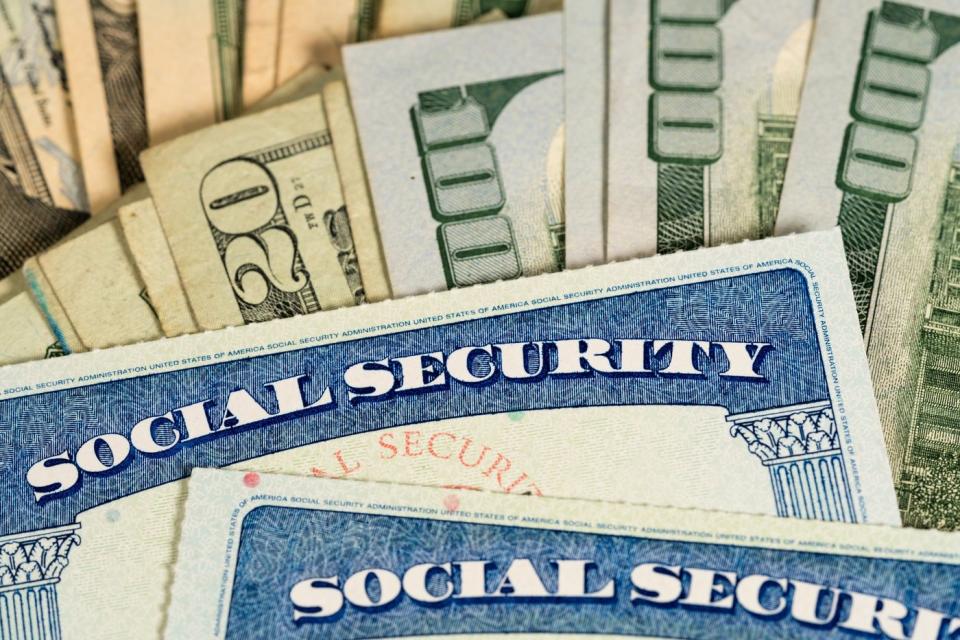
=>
[1,1,960,639]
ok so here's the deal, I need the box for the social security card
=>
[167,468,959,639]
[0,229,898,638]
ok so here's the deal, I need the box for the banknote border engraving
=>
[900,149,960,527]
[833,1,960,330]
[211,0,244,121]
[816,1,960,526]
[649,0,731,254]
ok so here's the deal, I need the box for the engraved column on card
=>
[729,403,856,522]
[0,525,80,640]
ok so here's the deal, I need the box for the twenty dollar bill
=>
[141,95,362,331]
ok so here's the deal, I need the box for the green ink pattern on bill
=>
[345,13,564,296]
[607,0,814,259]
[412,72,564,288]
[775,0,960,528]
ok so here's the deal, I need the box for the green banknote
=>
[606,0,814,260]
[211,0,243,120]
[775,0,960,529]
[344,13,564,296]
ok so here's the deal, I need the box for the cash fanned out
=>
[344,14,566,296]
[0,4,959,639]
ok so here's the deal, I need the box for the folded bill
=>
[773,0,960,529]
[345,13,565,296]
[20,182,157,353]
[22,216,162,352]
[246,70,392,302]
[118,197,197,337]
[56,0,148,212]
[243,60,384,317]
[168,468,960,639]
[0,273,64,364]
[323,79,392,302]
[0,230,899,638]
[606,0,814,259]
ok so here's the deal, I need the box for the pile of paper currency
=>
[0,1,958,638]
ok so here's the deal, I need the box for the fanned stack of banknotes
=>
[0,1,958,638]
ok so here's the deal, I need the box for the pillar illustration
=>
[0,525,79,640]
[729,401,856,523]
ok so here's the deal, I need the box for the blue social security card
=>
[167,468,959,639]
[0,230,898,638]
